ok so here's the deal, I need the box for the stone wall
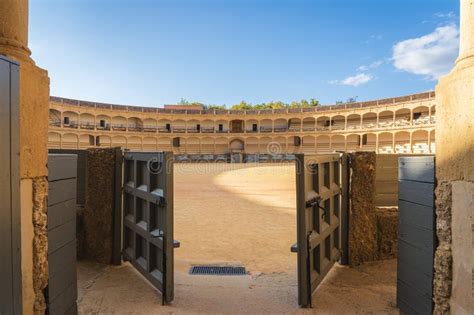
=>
[81,148,119,264]
[348,152,399,265]
[434,0,474,312]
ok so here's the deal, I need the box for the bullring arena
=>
[47,91,436,155]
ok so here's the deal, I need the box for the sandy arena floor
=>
[78,163,398,314]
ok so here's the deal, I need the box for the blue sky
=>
[29,0,459,107]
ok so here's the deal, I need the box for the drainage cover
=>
[189,265,246,276]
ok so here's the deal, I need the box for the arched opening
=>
[128,136,143,151]
[49,109,61,127]
[230,120,244,133]
[216,120,229,133]
[316,135,330,153]
[245,119,259,133]
[346,134,360,151]
[96,115,111,130]
[201,137,215,154]
[346,114,361,130]
[361,133,376,151]
[302,117,314,131]
[79,113,95,129]
[112,116,127,131]
[301,136,315,154]
[79,134,95,148]
[158,119,172,133]
[378,132,393,153]
[97,135,111,147]
[201,120,215,133]
[62,133,79,149]
[274,119,287,132]
[394,131,410,153]
[289,118,302,131]
[362,112,377,129]
[316,116,330,131]
[412,130,429,153]
[62,111,79,128]
[412,106,430,125]
[143,137,157,151]
[395,109,410,127]
[229,138,244,152]
[331,135,345,151]
[273,136,287,154]
[246,137,259,154]
[48,132,61,148]
[157,137,172,151]
[112,136,127,148]
[215,137,228,153]
[332,115,345,131]
[143,118,158,132]
[378,110,394,128]
[259,137,272,154]
[187,120,200,133]
[173,120,186,133]
[186,138,200,154]
[128,117,143,132]
[260,119,272,133]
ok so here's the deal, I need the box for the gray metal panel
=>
[48,219,76,254]
[399,181,434,207]
[48,154,78,181]
[48,178,77,206]
[112,148,123,265]
[47,261,77,302]
[0,56,22,314]
[397,156,435,315]
[48,240,76,277]
[47,282,78,315]
[48,199,77,231]
[399,156,435,183]
[398,200,434,231]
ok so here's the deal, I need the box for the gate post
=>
[0,1,50,313]
[340,153,350,265]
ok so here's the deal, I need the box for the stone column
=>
[0,1,50,314]
[434,1,474,314]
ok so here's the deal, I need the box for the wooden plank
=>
[48,220,76,254]
[397,240,433,276]
[48,179,77,206]
[399,180,434,207]
[48,154,77,182]
[399,156,435,183]
[47,262,77,303]
[397,260,433,299]
[48,199,77,231]
[396,280,433,314]
[399,200,435,231]
[48,240,76,277]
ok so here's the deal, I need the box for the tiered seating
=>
[412,115,430,125]
[394,118,410,127]
[331,121,345,130]
[289,119,302,131]
[201,127,215,133]
[260,126,272,133]
[49,119,61,127]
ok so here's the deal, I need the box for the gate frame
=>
[295,153,349,308]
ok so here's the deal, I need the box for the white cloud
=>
[434,12,455,19]
[392,24,459,80]
[330,73,374,87]
[357,60,383,71]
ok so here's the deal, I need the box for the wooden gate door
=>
[295,153,349,308]
[122,152,176,304]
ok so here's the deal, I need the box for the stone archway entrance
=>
[229,138,245,162]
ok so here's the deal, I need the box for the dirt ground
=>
[77,163,398,314]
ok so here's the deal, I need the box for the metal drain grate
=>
[189,265,246,276]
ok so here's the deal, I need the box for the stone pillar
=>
[434,1,474,314]
[0,1,50,313]
[348,152,378,266]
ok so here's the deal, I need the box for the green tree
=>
[231,101,253,110]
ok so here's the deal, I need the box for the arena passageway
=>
[77,163,398,314]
